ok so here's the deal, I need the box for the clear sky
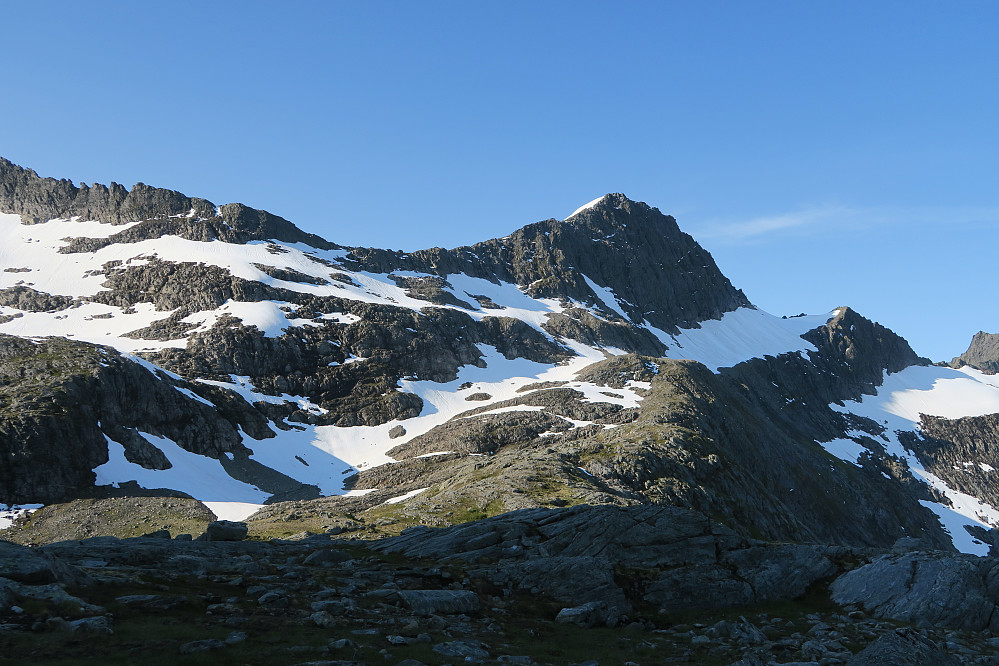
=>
[2,2,997,361]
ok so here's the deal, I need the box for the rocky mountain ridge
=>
[1,156,999,563]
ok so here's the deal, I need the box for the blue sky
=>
[2,2,997,361]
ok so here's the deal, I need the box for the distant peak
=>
[564,193,633,220]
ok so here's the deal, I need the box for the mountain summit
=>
[2,157,999,562]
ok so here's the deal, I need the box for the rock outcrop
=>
[951,331,999,374]
[831,551,999,632]
[0,334,321,504]
[0,157,335,249]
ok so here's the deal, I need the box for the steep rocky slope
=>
[2,156,999,560]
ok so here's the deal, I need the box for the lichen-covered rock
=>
[1,497,217,545]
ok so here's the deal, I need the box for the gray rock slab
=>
[724,544,837,602]
[644,563,754,612]
[0,540,66,584]
[830,553,997,632]
[398,589,479,615]
[432,639,490,660]
[845,628,960,665]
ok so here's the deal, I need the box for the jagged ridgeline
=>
[3,156,999,557]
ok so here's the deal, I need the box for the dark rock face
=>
[905,412,999,511]
[344,193,750,333]
[80,253,570,427]
[388,411,571,458]
[0,157,213,225]
[951,331,999,374]
[801,306,929,403]
[375,504,843,626]
[542,308,666,356]
[0,334,275,504]
[576,356,946,548]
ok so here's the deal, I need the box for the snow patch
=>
[819,438,867,467]
[95,433,268,503]
[581,274,630,321]
[202,501,264,522]
[0,503,43,530]
[566,196,607,219]
[384,487,429,505]
[647,308,834,372]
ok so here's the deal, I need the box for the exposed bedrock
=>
[0,334,266,504]
[951,330,999,374]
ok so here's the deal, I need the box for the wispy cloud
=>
[693,206,849,241]
[690,204,999,244]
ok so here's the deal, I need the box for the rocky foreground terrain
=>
[4,502,999,665]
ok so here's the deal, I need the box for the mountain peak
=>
[564,193,638,221]
[344,192,750,333]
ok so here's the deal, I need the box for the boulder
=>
[200,520,248,542]
[303,548,353,565]
[555,601,610,628]
[830,553,998,632]
[68,616,113,634]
